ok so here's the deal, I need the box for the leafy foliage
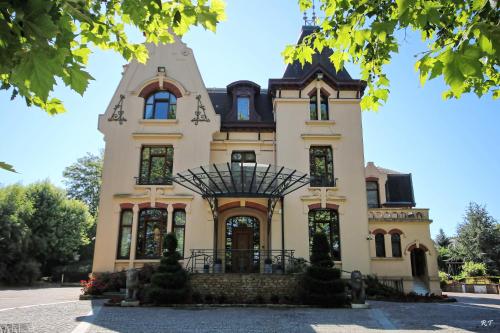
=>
[460,261,487,278]
[0,0,226,114]
[0,182,93,284]
[0,161,16,173]
[300,233,348,307]
[435,228,451,248]
[147,233,191,304]
[451,202,500,274]
[287,0,499,110]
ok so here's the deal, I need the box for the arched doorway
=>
[225,216,260,273]
[410,248,427,278]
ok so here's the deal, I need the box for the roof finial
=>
[312,0,317,24]
[303,11,308,26]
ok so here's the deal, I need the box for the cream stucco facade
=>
[92,26,440,295]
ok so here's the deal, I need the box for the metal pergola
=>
[170,163,310,260]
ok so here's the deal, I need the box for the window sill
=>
[134,184,174,190]
[308,186,338,190]
[371,257,405,261]
[305,120,336,126]
[139,119,178,125]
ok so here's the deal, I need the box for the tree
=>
[435,228,451,248]
[63,152,103,217]
[300,232,348,307]
[0,0,226,115]
[147,233,190,304]
[25,181,93,275]
[451,202,500,274]
[0,185,40,285]
[0,0,226,172]
[287,0,499,111]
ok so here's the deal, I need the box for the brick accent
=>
[371,228,387,235]
[219,201,240,212]
[244,201,267,213]
[156,203,169,209]
[190,274,300,303]
[366,177,379,182]
[388,228,403,235]
[120,203,134,209]
[172,203,186,209]
[325,203,339,210]
[138,202,151,209]
[407,243,429,252]
[138,81,183,98]
[307,203,321,210]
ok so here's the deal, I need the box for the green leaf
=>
[67,66,94,96]
[472,0,487,10]
[479,34,494,55]
[329,52,349,71]
[0,161,17,173]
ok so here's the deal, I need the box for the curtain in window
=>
[117,210,133,259]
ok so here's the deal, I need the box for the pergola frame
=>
[170,163,310,262]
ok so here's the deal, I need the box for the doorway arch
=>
[225,216,260,273]
[410,248,427,278]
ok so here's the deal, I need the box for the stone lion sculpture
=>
[350,270,366,304]
[125,269,139,301]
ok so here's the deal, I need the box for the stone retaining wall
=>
[443,283,499,294]
[190,274,301,303]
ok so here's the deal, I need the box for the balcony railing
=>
[135,176,172,185]
[310,176,337,187]
[368,208,430,222]
[185,249,297,274]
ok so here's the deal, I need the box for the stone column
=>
[129,204,139,269]
[167,204,174,233]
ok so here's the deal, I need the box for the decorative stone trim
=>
[120,203,134,209]
[173,203,187,209]
[371,228,387,235]
[138,202,152,209]
[138,81,183,98]
[388,228,404,235]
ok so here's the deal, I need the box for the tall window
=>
[144,91,177,119]
[310,94,318,120]
[309,146,335,187]
[117,210,133,259]
[366,181,380,208]
[136,209,168,258]
[375,233,386,257]
[139,146,173,185]
[309,90,329,120]
[308,209,341,261]
[237,97,250,120]
[320,93,329,120]
[172,210,186,257]
[391,233,402,257]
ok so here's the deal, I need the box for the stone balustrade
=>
[368,208,431,222]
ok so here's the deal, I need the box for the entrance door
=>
[232,227,253,273]
[411,248,427,277]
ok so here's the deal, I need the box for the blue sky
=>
[0,1,498,238]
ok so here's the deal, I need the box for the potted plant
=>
[214,258,222,273]
[264,258,272,274]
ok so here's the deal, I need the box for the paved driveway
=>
[0,288,498,332]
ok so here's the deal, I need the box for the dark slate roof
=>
[282,26,352,81]
[269,26,366,93]
[208,87,275,131]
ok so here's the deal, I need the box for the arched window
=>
[320,93,329,120]
[391,233,402,257]
[309,90,329,120]
[136,208,168,258]
[117,210,133,259]
[310,94,318,120]
[308,209,341,261]
[366,181,380,208]
[172,210,186,257]
[375,233,386,257]
[144,91,177,119]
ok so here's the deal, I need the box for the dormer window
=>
[309,89,329,120]
[237,97,250,120]
[144,91,177,119]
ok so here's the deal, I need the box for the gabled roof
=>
[269,26,366,94]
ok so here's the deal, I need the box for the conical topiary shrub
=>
[146,232,190,305]
[300,232,348,307]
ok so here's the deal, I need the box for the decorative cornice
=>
[132,132,183,140]
[300,133,341,140]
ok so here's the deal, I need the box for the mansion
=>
[93,25,440,295]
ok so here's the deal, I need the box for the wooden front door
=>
[231,227,253,273]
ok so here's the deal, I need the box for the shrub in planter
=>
[146,233,191,305]
[299,233,348,307]
[461,261,487,278]
[364,275,402,298]
[80,276,107,295]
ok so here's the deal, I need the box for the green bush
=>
[146,233,190,305]
[461,261,487,278]
[438,271,450,288]
[364,275,403,298]
[299,233,348,307]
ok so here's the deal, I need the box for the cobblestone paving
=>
[0,288,499,333]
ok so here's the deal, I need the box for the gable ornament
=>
[108,94,127,125]
[191,94,210,125]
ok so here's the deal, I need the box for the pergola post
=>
[213,197,219,260]
[280,196,285,273]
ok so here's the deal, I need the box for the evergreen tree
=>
[435,229,451,248]
[147,233,190,305]
[300,233,348,307]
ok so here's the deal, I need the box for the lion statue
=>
[350,270,366,304]
[125,269,139,301]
